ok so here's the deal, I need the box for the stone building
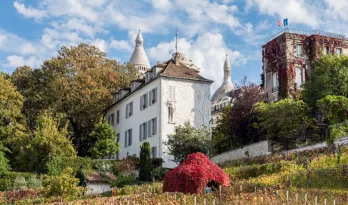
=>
[262,29,348,102]
[210,55,236,128]
[104,31,213,168]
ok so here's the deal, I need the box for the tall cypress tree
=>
[139,142,152,181]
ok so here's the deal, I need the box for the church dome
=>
[129,30,151,74]
[211,55,234,103]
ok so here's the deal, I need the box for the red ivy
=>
[163,152,230,194]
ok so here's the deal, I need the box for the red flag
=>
[278,20,282,26]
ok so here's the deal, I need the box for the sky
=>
[1,0,348,94]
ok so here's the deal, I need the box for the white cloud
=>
[20,43,36,55]
[91,39,108,53]
[324,0,348,21]
[150,0,172,10]
[6,55,41,68]
[250,0,319,28]
[13,1,46,21]
[0,35,6,48]
[147,32,247,94]
[110,40,133,52]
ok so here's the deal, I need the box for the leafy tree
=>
[11,44,137,156]
[17,112,76,172]
[214,79,266,152]
[254,99,317,150]
[88,122,120,159]
[317,95,348,142]
[139,142,152,181]
[166,122,212,163]
[302,55,348,109]
[0,143,11,174]
[0,74,26,145]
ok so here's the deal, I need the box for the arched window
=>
[168,102,175,123]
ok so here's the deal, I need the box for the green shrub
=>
[225,162,287,180]
[0,172,37,191]
[45,156,92,176]
[43,168,83,200]
[139,142,151,181]
[27,175,42,189]
[111,174,136,188]
[13,176,27,190]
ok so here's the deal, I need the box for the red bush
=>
[163,152,230,194]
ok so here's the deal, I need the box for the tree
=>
[254,99,317,150]
[16,112,76,172]
[0,143,11,174]
[317,95,348,142]
[0,74,26,145]
[139,142,152,181]
[11,44,137,156]
[214,79,266,153]
[166,122,212,163]
[302,55,348,109]
[88,122,120,159]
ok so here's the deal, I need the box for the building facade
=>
[105,42,213,168]
[263,29,348,102]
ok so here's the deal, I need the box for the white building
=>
[210,55,236,128]
[105,31,213,168]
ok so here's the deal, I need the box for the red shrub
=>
[163,152,230,194]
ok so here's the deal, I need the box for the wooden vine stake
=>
[204,198,206,205]
[194,195,197,205]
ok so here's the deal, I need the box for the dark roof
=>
[86,172,116,183]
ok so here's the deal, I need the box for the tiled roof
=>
[160,61,212,82]
[86,172,116,183]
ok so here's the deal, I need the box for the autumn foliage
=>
[163,152,230,194]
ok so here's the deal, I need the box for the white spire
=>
[129,30,150,76]
[211,54,234,102]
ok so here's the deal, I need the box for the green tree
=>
[317,95,348,142]
[166,122,212,163]
[11,44,137,156]
[17,112,76,172]
[88,122,120,159]
[214,79,266,153]
[302,55,348,109]
[139,142,152,181]
[254,99,317,150]
[0,143,11,174]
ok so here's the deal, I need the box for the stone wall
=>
[210,140,271,164]
[86,183,112,195]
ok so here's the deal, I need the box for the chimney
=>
[175,53,180,65]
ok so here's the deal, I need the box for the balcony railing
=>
[269,28,347,41]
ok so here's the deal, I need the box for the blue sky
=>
[1,0,348,93]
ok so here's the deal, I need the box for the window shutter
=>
[168,85,172,100]
[148,120,151,137]
[139,124,142,141]
[173,86,175,101]
[145,94,148,108]
[144,122,147,139]
[140,96,143,111]
[129,129,132,145]
[154,88,157,103]
[125,131,128,147]
[126,104,129,118]
[154,118,157,135]
[130,102,133,116]
[149,91,153,106]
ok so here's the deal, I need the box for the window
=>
[116,110,120,124]
[323,46,328,55]
[336,48,342,56]
[151,117,157,135]
[296,44,302,56]
[139,122,148,141]
[151,146,157,158]
[295,67,305,88]
[126,102,133,118]
[108,114,115,126]
[125,129,132,147]
[140,93,148,111]
[168,85,176,101]
[149,88,157,106]
[272,72,278,93]
[153,68,156,78]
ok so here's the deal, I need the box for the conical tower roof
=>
[129,30,150,74]
[211,54,234,102]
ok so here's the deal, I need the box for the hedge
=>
[0,172,38,191]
